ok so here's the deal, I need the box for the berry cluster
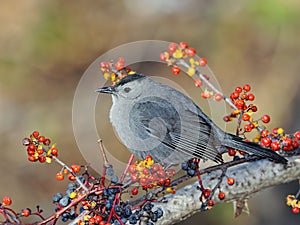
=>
[181,159,199,177]
[128,156,176,194]
[160,42,226,102]
[222,85,300,155]
[22,131,57,163]
[100,58,134,85]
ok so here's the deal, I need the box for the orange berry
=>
[2,196,12,206]
[227,177,235,185]
[214,93,223,102]
[56,173,64,181]
[218,191,225,200]
[71,164,81,173]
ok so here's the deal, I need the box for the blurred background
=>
[0,0,299,224]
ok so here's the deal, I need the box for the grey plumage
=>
[97,74,287,166]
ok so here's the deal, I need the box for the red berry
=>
[88,218,95,224]
[43,138,51,146]
[139,177,148,186]
[214,93,223,102]
[187,47,196,57]
[71,164,81,173]
[152,164,161,172]
[247,93,255,101]
[28,143,36,151]
[118,57,125,63]
[243,84,251,92]
[142,168,150,175]
[68,174,76,181]
[160,53,167,61]
[203,189,211,199]
[130,173,139,182]
[270,141,280,151]
[145,155,152,161]
[227,177,235,185]
[179,41,188,49]
[164,178,171,187]
[56,173,64,181]
[131,187,139,195]
[292,207,300,214]
[201,91,211,99]
[227,147,236,156]
[157,170,167,178]
[51,148,58,156]
[38,136,45,143]
[218,191,225,200]
[171,65,181,75]
[235,99,245,110]
[261,115,270,123]
[194,78,202,87]
[38,156,46,163]
[28,155,38,162]
[294,131,300,140]
[32,131,39,138]
[283,137,293,148]
[251,105,258,112]
[207,199,214,207]
[244,124,252,132]
[22,138,31,146]
[37,148,44,155]
[223,116,231,122]
[242,114,250,121]
[100,62,109,69]
[241,93,248,100]
[95,215,103,223]
[199,58,207,66]
[129,165,136,174]
[261,137,272,147]
[235,87,243,93]
[168,42,178,54]
[21,208,31,217]
[261,130,269,138]
[231,91,240,99]
[292,140,299,149]
[272,127,278,134]
[114,61,124,71]
[2,196,12,206]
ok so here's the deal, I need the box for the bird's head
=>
[97,74,146,101]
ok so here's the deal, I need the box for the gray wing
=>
[128,96,223,164]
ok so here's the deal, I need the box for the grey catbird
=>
[97,74,287,166]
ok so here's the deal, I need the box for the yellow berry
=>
[69,192,77,199]
[277,128,284,135]
[166,187,173,193]
[173,49,183,58]
[103,72,110,80]
[187,67,195,76]
[189,58,195,66]
[111,73,116,81]
[128,71,136,75]
[46,157,52,163]
[83,215,91,221]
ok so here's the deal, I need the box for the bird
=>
[97,73,287,167]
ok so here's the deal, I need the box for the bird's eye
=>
[124,87,131,93]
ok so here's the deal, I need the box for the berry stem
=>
[120,154,135,183]
[51,155,88,192]
[178,59,238,110]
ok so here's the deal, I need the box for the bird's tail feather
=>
[223,133,287,164]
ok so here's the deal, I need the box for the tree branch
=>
[154,156,300,225]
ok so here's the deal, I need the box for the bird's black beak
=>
[96,86,115,94]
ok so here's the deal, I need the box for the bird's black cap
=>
[96,74,145,94]
[114,73,145,87]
